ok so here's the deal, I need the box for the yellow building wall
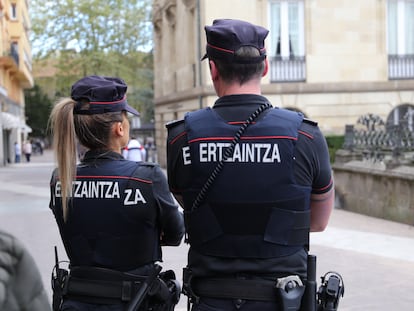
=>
[306,0,387,83]
[0,0,34,166]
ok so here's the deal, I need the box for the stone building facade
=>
[153,0,414,167]
[0,0,33,165]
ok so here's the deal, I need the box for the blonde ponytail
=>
[49,98,78,221]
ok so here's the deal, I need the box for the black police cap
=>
[71,75,140,116]
[201,19,269,64]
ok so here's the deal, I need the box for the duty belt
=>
[63,266,151,304]
[192,277,278,301]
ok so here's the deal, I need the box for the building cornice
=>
[154,80,414,106]
[154,86,214,106]
[262,80,414,94]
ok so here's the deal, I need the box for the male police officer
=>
[166,19,334,311]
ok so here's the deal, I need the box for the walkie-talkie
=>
[51,246,68,311]
[317,271,345,311]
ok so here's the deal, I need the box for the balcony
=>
[388,55,414,80]
[0,43,33,88]
[269,56,306,83]
[0,44,19,70]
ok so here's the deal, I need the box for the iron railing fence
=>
[343,113,414,163]
[388,54,414,80]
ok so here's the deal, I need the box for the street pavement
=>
[1,149,414,310]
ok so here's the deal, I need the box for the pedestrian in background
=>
[14,141,21,163]
[166,19,334,311]
[49,75,185,311]
[145,138,157,162]
[23,140,32,162]
[123,136,146,162]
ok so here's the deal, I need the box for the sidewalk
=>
[1,149,414,310]
[10,148,55,165]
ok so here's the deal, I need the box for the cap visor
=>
[125,104,140,116]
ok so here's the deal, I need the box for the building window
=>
[10,3,17,20]
[268,0,306,82]
[10,42,19,65]
[386,103,414,131]
[387,0,414,79]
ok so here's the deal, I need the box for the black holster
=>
[156,270,181,311]
[275,275,305,311]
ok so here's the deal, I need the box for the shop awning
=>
[1,112,19,129]
[1,112,32,133]
[21,123,32,133]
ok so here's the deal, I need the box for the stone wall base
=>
[333,160,414,226]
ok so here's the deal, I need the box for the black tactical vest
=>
[50,159,160,271]
[183,107,311,258]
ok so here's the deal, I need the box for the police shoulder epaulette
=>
[140,162,157,168]
[165,119,184,129]
[303,118,318,127]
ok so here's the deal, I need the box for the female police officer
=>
[49,75,185,311]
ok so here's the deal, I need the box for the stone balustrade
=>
[333,113,414,225]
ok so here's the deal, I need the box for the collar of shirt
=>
[213,94,270,121]
[82,150,124,163]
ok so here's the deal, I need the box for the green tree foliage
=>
[325,135,344,163]
[24,85,53,137]
[30,0,154,122]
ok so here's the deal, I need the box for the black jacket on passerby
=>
[0,230,52,311]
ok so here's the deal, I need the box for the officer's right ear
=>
[209,60,219,82]
[262,58,269,77]
[114,120,126,138]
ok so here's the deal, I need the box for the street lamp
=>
[130,115,141,130]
